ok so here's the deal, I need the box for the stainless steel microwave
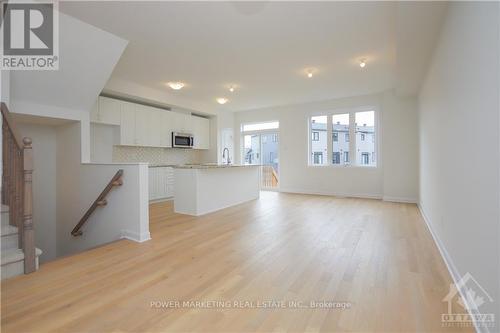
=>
[172,132,194,148]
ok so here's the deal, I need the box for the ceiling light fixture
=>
[359,59,366,68]
[217,97,228,105]
[167,82,185,90]
[307,69,313,78]
[229,86,235,92]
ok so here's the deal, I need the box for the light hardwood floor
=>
[1,192,473,332]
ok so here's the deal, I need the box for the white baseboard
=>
[149,197,173,204]
[418,203,490,333]
[382,195,418,203]
[279,187,382,200]
[120,229,151,243]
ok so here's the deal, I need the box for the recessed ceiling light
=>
[359,59,366,68]
[217,97,228,105]
[229,86,235,92]
[167,82,185,90]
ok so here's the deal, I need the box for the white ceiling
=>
[59,1,446,113]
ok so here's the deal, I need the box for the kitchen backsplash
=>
[113,146,202,165]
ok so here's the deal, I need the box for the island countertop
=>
[173,164,258,169]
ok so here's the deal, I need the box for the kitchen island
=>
[173,164,260,216]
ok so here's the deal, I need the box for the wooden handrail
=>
[1,102,23,149]
[71,169,124,236]
[1,102,36,273]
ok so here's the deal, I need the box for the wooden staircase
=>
[1,102,41,279]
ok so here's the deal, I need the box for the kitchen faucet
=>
[222,148,231,165]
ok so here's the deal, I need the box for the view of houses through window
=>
[309,110,376,166]
[310,116,328,165]
[242,122,280,189]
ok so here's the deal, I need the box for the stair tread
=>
[1,248,42,265]
[1,224,18,236]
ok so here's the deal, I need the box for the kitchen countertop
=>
[173,164,259,169]
[148,163,259,169]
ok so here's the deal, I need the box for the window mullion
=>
[349,112,356,166]
[327,115,332,165]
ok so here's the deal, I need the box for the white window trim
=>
[307,106,379,168]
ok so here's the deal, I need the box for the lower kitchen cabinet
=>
[148,167,174,201]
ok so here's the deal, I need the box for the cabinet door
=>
[192,116,210,149]
[166,168,174,198]
[135,105,152,146]
[160,112,173,147]
[149,108,163,147]
[148,167,158,200]
[171,112,184,133]
[98,97,121,125]
[120,101,136,145]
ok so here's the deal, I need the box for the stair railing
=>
[1,102,36,273]
[71,169,124,236]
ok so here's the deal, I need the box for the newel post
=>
[22,137,36,273]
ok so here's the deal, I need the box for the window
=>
[332,152,340,164]
[313,152,323,164]
[356,111,376,166]
[308,109,376,167]
[242,121,279,132]
[310,116,327,165]
[332,113,349,166]
[272,134,278,142]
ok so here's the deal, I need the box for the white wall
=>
[17,123,58,263]
[234,91,418,201]
[382,91,419,202]
[1,71,10,107]
[419,1,499,325]
[56,122,149,257]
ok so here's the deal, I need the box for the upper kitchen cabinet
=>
[171,112,193,134]
[120,101,136,145]
[91,96,121,125]
[93,96,210,149]
[160,111,174,147]
[192,116,210,149]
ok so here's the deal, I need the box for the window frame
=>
[307,106,379,168]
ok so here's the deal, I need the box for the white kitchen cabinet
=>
[192,116,210,149]
[149,108,163,147]
[95,96,210,149]
[172,112,193,134]
[98,97,121,125]
[160,111,174,147]
[135,105,153,146]
[120,101,136,145]
[135,105,164,147]
[91,96,121,125]
[148,167,174,201]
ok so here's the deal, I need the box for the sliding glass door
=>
[243,131,279,190]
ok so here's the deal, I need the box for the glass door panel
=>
[260,133,279,189]
[243,134,261,165]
